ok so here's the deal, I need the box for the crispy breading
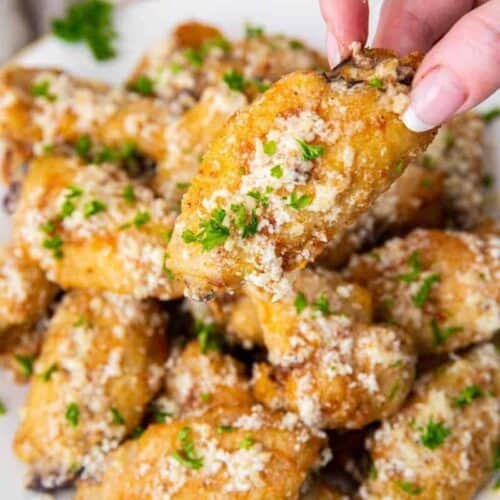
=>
[76,404,326,499]
[13,290,167,490]
[360,343,500,500]
[345,229,500,354]
[166,48,435,300]
[165,340,253,415]
[250,268,415,429]
[13,155,183,298]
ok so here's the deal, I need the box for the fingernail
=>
[326,31,341,68]
[402,66,467,132]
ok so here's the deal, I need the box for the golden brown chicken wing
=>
[166,47,435,300]
[251,268,416,429]
[76,403,327,499]
[345,229,499,354]
[13,155,183,298]
[13,289,167,490]
[360,342,499,500]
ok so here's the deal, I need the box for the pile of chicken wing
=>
[0,21,498,499]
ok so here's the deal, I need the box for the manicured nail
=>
[327,31,341,68]
[402,66,467,132]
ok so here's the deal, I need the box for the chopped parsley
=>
[60,199,76,219]
[182,208,230,251]
[313,293,331,316]
[388,380,401,401]
[184,48,203,68]
[75,135,92,159]
[110,407,125,425]
[15,355,34,377]
[412,273,440,308]
[395,480,422,496]
[122,185,136,204]
[66,403,80,427]
[41,363,58,382]
[223,70,246,92]
[217,424,235,434]
[0,400,6,416]
[263,140,277,155]
[30,80,56,101]
[289,191,312,210]
[43,235,63,259]
[240,433,254,450]
[394,160,404,174]
[133,211,150,228]
[247,190,270,207]
[195,320,222,354]
[52,0,117,60]
[73,315,91,328]
[245,23,264,38]
[132,425,144,438]
[200,392,211,403]
[270,164,283,178]
[481,107,500,123]
[453,385,483,408]
[289,39,304,50]
[231,204,258,238]
[170,62,183,75]
[431,319,462,346]
[368,77,383,89]
[152,407,172,423]
[398,251,421,282]
[296,139,324,161]
[368,463,378,480]
[201,36,232,54]
[172,426,204,470]
[419,418,451,449]
[83,199,107,218]
[294,292,307,314]
[130,74,155,96]
[176,182,190,190]
[162,254,175,281]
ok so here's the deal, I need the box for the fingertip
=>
[401,106,435,132]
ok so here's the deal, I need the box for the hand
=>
[319,0,500,131]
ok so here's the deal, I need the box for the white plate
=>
[0,1,498,498]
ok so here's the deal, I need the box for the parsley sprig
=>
[431,319,462,346]
[195,320,223,354]
[398,251,421,282]
[296,139,324,161]
[172,426,204,470]
[419,418,451,449]
[453,385,483,408]
[412,273,440,308]
[182,208,230,251]
[52,0,117,61]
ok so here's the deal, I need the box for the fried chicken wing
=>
[165,340,253,414]
[345,229,500,354]
[13,290,167,490]
[360,342,500,500]
[13,155,183,298]
[166,47,435,299]
[76,403,326,499]
[251,268,415,429]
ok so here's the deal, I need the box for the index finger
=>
[319,0,369,66]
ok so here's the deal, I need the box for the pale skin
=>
[320,0,500,131]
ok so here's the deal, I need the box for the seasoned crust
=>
[13,290,167,490]
[166,48,436,300]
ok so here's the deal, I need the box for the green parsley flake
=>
[195,320,222,354]
[40,221,55,234]
[398,251,421,282]
[83,199,107,218]
[247,190,270,207]
[270,164,283,178]
[240,433,254,450]
[223,70,246,92]
[420,418,451,449]
[368,463,378,480]
[263,140,277,155]
[73,315,91,328]
[184,48,203,68]
[182,208,230,251]
[162,254,175,281]
[122,185,136,204]
[368,77,383,88]
[481,108,500,123]
[313,293,331,316]
[170,62,183,75]
[172,426,204,470]
[43,235,63,259]
[217,424,235,434]
[41,363,58,382]
[289,192,312,210]
[0,400,6,416]
[110,407,125,425]
[395,480,422,496]
[394,160,405,174]
[132,425,144,438]
[66,403,80,427]
[60,199,76,218]
[152,407,172,423]
[200,392,211,403]
[296,139,324,161]
[15,355,34,377]
[294,292,307,314]
[131,74,155,96]
[412,273,440,308]
[52,0,117,60]
[289,39,304,50]
[241,209,258,238]
[431,319,462,346]
[453,385,483,408]
[30,80,56,101]
[388,380,401,401]
[75,135,92,159]
[176,182,191,190]
[201,36,232,54]
[133,211,150,228]
[245,23,264,38]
